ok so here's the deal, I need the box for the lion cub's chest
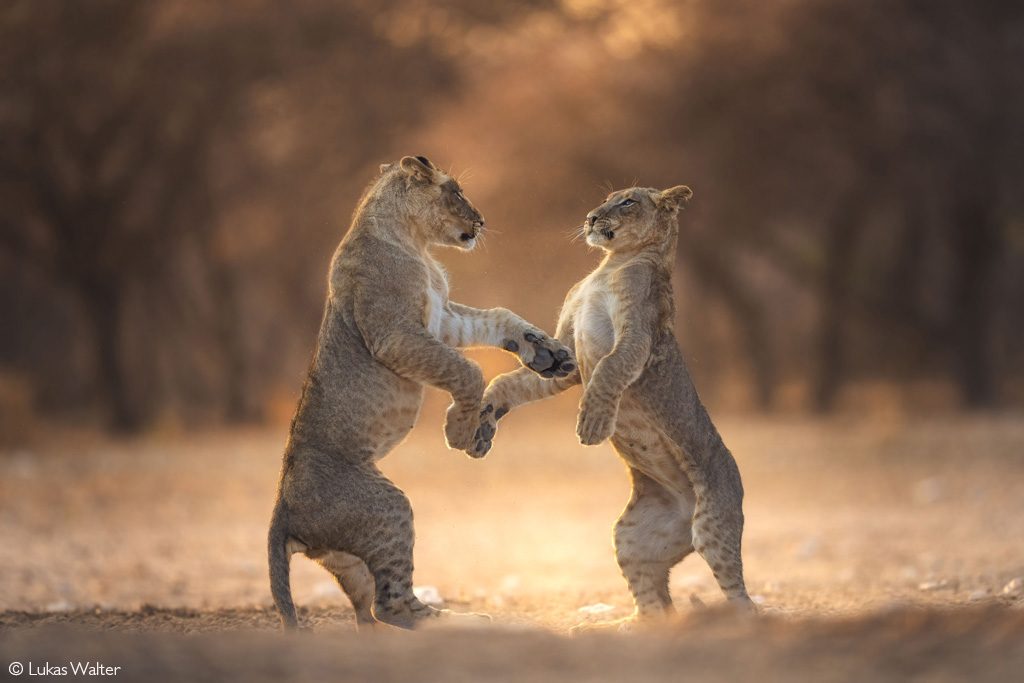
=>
[423,260,450,336]
[574,275,618,378]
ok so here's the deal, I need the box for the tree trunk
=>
[210,265,263,424]
[80,280,143,432]
[949,189,999,409]
[813,193,868,413]
[683,241,776,410]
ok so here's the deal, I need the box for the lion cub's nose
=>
[587,214,597,227]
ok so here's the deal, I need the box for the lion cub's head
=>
[379,156,485,251]
[583,185,693,253]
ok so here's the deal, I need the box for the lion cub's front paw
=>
[505,331,576,378]
[444,401,481,451]
[577,394,617,445]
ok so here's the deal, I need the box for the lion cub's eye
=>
[620,199,635,207]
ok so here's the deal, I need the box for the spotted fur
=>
[268,156,576,631]
[474,185,755,628]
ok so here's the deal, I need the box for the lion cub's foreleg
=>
[466,367,580,457]
[466,312,581,457]
[441,303,575,377]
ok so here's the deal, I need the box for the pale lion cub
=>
[269,156,575,631]
[472,185,755,627]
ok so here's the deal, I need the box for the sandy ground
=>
[2,393,1023,680]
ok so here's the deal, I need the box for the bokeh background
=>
[2,4,1024,677]
[3,0,1023,438]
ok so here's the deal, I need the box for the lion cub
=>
[269,156,575,631]
[473,185,755,626]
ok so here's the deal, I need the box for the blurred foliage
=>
[1,0,1022,432]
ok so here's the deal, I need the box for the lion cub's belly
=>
[575,291,616,380]
[613,400,695,499]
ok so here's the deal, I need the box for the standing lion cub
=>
[268,156,575,631]
[472,185,755,627]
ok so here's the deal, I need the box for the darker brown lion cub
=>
[268,156,575,631]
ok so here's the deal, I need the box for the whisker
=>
[566,222,588,244]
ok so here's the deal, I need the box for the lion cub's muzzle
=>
[585,213,615,242]
[460,219,485,243]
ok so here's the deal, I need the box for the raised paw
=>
[445,401,481,451]
[506,331,577,378]
[466,402,508,459]
[576,393,617,445]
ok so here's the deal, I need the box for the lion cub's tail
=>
[268,501,299,631]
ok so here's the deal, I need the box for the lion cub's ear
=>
[400,156,437,183]
[654,185,693,211]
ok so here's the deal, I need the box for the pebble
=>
[797,538,821,560]
[577,603,616,615]
[312,581,340,598]
[911,477,944,505]
[1003,577,1024,595]
[918,580,953,591]
[413,585,444,606]
[969,589,990,601]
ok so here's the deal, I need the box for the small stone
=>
[312,581,341,598]
[912,477,944,505]
[413,585,444,606]
[1003,577,1024,595]
[577,602,616,615]
[969,589,990,601]
[918,580,952,591]
[750,595,766,605]
[500,575,521,596]
[796,538,821,560]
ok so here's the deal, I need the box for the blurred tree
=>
[650,0,1024,410]
[0,0,460,430]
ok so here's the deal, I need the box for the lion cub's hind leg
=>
[690,465,756,613]
[614,468,696,618]
[301,464,437,630]
[575,467,695,633]
[313,550,377,629]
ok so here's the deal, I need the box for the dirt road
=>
[2,396,1023,680]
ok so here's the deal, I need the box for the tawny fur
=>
[268,156,575,631]
[472,184,755,629]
